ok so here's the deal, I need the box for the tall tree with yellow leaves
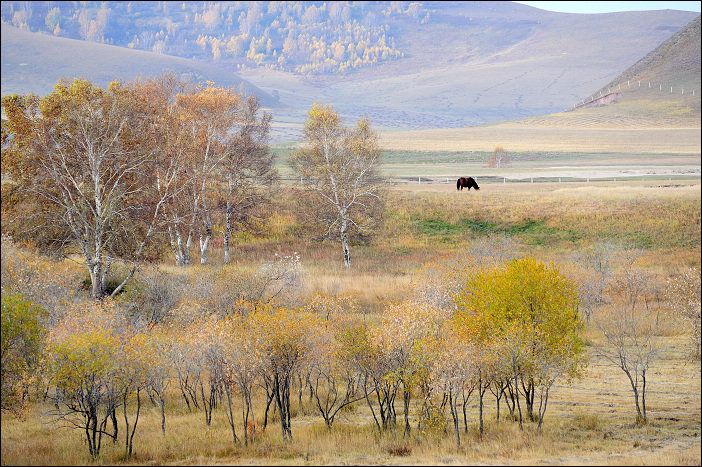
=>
[289,103,384,268]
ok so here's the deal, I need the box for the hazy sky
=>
[515,1,702,14]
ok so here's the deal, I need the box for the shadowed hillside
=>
[379,14,701,153]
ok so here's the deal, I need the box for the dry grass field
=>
[1,344,700,467]
[378,89,701,156]
[2,176,699,466]
[379,123,701,155]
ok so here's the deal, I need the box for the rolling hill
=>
[0,22,279,108]
[1,1,700,143]
[379,13,701,155]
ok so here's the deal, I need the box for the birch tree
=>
[289,103,384,268]
[221,95,276,264]
[1,78,181,298]
[160,82,275,266]
[166,82,243,265]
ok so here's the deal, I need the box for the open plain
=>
[2,168,700,466]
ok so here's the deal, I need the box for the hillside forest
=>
[0,1,420,75]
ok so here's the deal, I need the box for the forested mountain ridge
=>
[2,1,697,78]
[2,1,412,75]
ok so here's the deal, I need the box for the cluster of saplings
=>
[1,235,586,459]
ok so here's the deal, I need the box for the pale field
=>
[379,124,701,154]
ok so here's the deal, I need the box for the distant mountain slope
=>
[0,23,278,107]
[1,2,699,135]
[500,14,701,129]
[598,14,701,95]
[379,14,701,152]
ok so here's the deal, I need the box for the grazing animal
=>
[457,177,480,191]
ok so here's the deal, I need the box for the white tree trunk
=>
[340,219,351,268]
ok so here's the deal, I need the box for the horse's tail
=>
[456,178,462,190]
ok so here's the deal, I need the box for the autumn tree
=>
[570,241,617,321]
[1,78,181,298]
[666,267,701,360]
[118,329,154,457]
[251,307,318,441]
[129,328,173,436]
[431,327,475,447]
[221,316,262,446]
[160,80,275,266]
[487,146,511,168]
[595,260,662,423]
[221,95,276,264]
[289,103,385,268]
[454,257,586,430]
[376,300,447,437]
[304,308,365,429]
[337,323,400,435]
[45,301,130,458]
[166,81,243,266]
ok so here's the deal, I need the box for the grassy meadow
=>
[2,90,700,464]
[2,172,700,465]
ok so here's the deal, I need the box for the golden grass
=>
[3,330,699,466]
[2,179,700,466]
[379,125,701,154]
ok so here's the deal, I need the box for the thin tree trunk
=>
[128,389,141,457]
[537,386,549,430]
[449,390,461,448]
[110,407,118,443]
[514,366,523,430]
[479,375,484,436]
[223,206,232,264]
[340,224,351,268]
[641,371,647,422]
[224,384,239,444]
[364,379,382,434]
[159,394,166,435]
[199,214,212,265]
[403,386,411,437]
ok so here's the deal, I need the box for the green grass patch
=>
[505,219,581,246]
[413,216,580,246]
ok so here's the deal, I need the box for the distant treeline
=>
[1,1,433,75]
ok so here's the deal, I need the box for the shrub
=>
[1,293,47,411]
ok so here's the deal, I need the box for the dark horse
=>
[457,177,480,191]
